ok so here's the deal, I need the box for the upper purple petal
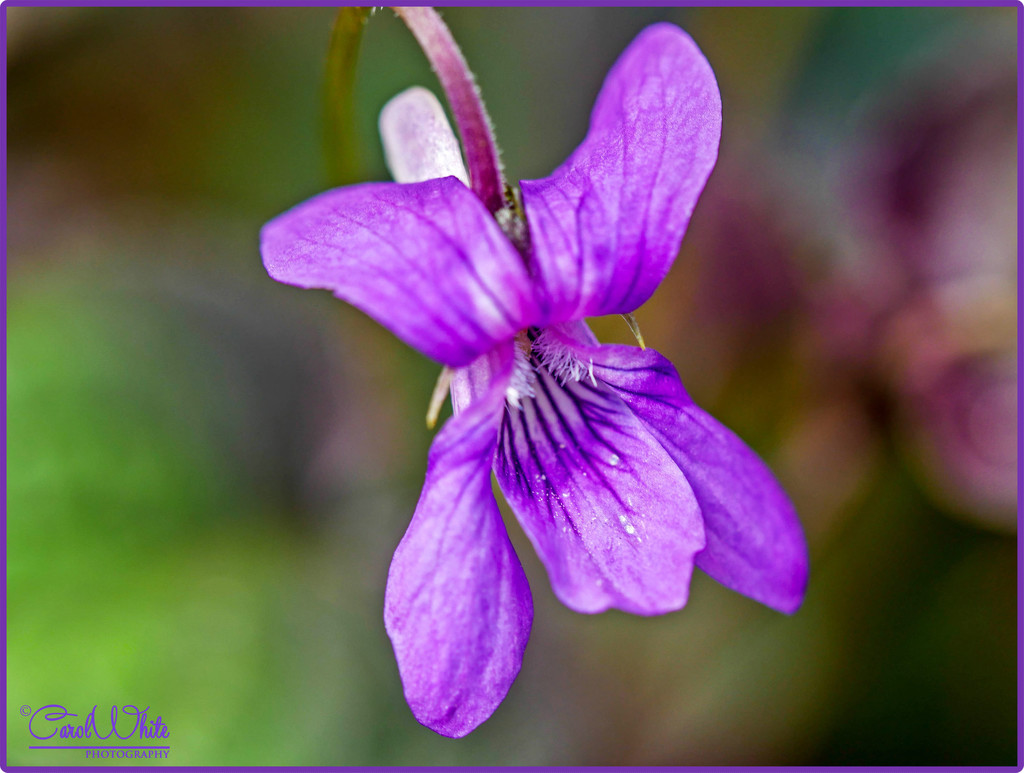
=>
[520,23,721,321]
[579,338,808,614]
[493,335,706,615]
[384,342,533,737]
[261,178,539,367]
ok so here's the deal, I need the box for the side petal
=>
[384,343,533,738]
[494,353,705,615]
[520,23,721,321]
[261,178,538,367]
[585,342,809,614]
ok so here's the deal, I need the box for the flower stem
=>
[394,7,506,214]
[324,7,372,185]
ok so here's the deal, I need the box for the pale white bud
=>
[379,86,469,185]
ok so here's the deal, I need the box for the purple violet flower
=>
[261,21,807,738]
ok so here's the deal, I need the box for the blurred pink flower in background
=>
[835,37,1016,527]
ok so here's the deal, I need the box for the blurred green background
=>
[6,6,1017,766]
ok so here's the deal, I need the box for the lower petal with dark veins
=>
[495,362,706,615]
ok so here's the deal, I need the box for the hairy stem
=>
[394,7,506,214]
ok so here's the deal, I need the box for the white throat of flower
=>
[531,328,596,387]
[506,332,536,408]
[504,328,595,410]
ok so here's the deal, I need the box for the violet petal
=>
[494,343,705,615]
[384,342,533,737]
[261,178,538,367]
[583,340,808,614]
[520,23,721,321]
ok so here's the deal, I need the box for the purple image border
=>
[0,0,1021,6]
[2,1,1020,771]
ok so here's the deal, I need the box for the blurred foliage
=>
[6,6,1016,766]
